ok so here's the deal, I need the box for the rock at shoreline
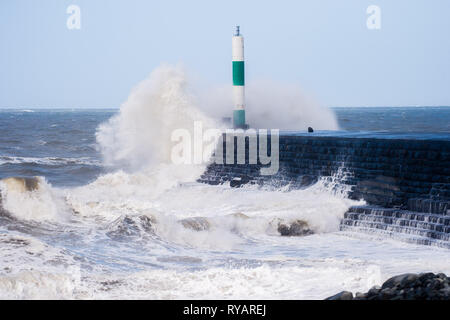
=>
[381,273,418,290]
[325,272,450,300]
[325,291,353,300]
[278,220,314,236]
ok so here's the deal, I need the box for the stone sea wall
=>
[199,133,450,246]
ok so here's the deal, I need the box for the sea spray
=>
[96,65,218,172]
[197,79,340,130]
[2,89,450,299]
[84,64,341,219]
[0,177,69,222]
[0,65,344,232]
[68,66,221,220]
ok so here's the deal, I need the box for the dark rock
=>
[414,287,423,299]
[440,286,450,296]
[354,292,368,300]
[418,272,436,283]
[326,272,450,300]
[400,274,419,288]
[380,287,396,299]
[278,220,314,236]
[277,224,290,236]
[325,291,353,300]
[382,273,417,290]
[308,127,314,133]
[367,285,381,297]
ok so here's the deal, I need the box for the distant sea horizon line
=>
[1,105,450,110]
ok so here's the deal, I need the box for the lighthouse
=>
[232,26,247,129]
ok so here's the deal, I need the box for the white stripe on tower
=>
[232,26,246,129]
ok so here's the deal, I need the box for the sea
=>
[1,100,450,299]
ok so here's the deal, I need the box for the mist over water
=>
[0,65,449,299]
[197,77,339,130]
[246,80,340,130]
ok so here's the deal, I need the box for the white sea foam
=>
[89,239,450,300]
[0,233,80,299]
[0,65,448,300]
[96,64,217,172]
[0,177,69,222]
[1,231,450,299]
[0,270,78,299]
[197,79,340,130]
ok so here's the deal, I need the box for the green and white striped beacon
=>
[232,26,246,129]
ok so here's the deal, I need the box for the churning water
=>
[1,66,450,299]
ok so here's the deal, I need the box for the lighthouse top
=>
[235,26,240,36]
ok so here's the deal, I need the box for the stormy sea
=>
[1,67,450,299]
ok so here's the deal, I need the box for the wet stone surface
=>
[326,272,450,300]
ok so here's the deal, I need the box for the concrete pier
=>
[199,132,450,246]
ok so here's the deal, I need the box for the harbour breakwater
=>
[199,132,450,247]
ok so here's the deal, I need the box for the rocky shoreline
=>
[326,272,450,300]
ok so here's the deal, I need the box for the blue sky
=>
[0,0,449,108]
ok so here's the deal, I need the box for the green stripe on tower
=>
[232,61,245,86]
[233,110,246,128]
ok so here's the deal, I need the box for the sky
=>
[0,0,449,108]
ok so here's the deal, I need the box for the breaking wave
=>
[1,65,350,235]
[3,64,422,300]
